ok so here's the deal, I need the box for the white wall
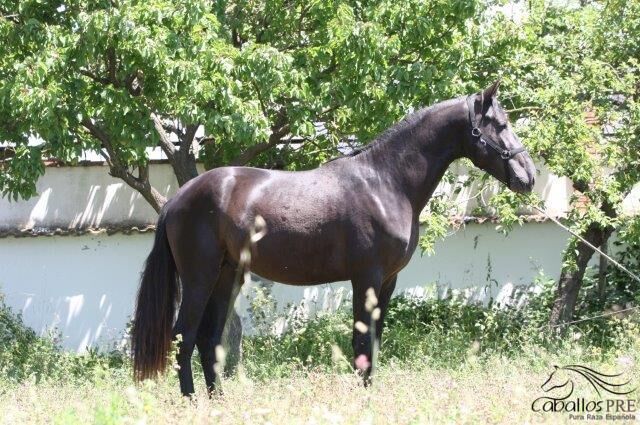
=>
[0,162,590,233]
[0,221,569,351]
[0,163,637,351]
[0,164,183,232]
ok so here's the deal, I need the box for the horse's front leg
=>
[351,270,384,386]
[375,274,397,344]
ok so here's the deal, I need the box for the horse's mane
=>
[323,145,370,163]
[322,97,462,164]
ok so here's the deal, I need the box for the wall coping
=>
[0,215,556,238]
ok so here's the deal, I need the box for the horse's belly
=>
[250,264,345,286]
[247,231,348,285]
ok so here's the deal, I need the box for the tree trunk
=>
[549,223,613,329]
[171,149,199,187]
[82,119,168,212]
[598,236,609,303]
[150,116,199,187]
[135,180,167,213]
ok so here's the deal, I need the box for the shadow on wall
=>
[0,164,189,232]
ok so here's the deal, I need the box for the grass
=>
[1,345,638,424]
[1,280,639,424]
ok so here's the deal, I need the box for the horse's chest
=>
[362,212,418,272]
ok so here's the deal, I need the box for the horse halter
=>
[466,95,526,160]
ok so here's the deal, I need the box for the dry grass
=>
[2,353,638,424]
[3,294,639,424]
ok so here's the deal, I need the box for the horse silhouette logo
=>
[532,364,638,414]
[540,365,635,400]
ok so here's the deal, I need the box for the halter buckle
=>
[471,127,481,137]
[501,150,511,160]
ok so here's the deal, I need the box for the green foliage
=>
[487,191,532,234]
[2,2,638,260]
[2,276,637,385]
[488,1,640,228]
[578,241,640,314]
[417,193,453,255]
[0,145,44,200]
[243,308,354,378]
[0,0,487,200]
[241,278,639,378]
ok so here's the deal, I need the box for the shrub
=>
[0,293,126,384]
[242,277,639,378]
[2,265,638,384]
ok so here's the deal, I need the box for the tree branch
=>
[138,161,149,182]
[151,113,176,161]
[124,70,143,96]
[231,27,245,48]
[505,106,542,114]
[181,124,199,155]
[80,59,142,97]
[79,69,111,85]
[230,141,276,166]
[107,46,117,84]
[1,14,19,24]
[162,122,180,135]
[251,80,269,120]
[230,123,291,166]
[82,118,167,212]
[151,114,199,186]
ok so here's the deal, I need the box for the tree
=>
[476,1,640,328]
[0,0,486,213]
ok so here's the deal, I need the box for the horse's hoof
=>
[207,387,224,399]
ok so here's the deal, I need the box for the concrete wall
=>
[0,164,185,232]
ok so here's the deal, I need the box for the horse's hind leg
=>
[170,230,224,396]
[195,260,242,395]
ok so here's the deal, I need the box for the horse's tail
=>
[131,209,180,381]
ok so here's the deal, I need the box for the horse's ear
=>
[483,79,501,100]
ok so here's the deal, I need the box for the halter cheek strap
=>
[466,95,526,160]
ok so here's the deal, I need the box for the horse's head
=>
[541,365,572,393]
[463,80,536,193]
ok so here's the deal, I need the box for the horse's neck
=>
[359,101,465,214]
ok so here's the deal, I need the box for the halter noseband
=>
[466,95,526,160]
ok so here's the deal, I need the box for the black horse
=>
[132,81,536,396]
